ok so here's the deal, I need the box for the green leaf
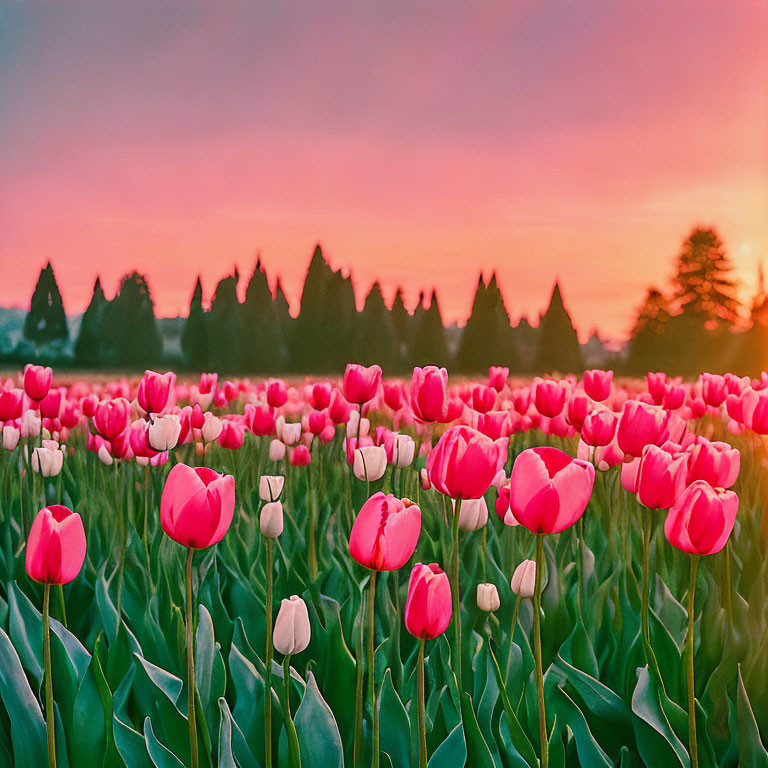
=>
[0,625,47,768]
[378,668,411,768]
[143,716,186,768]
[554,685,612,767]
[427,721,466,767]
[737,665,768,767]
[294,671,344,768]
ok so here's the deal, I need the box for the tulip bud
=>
[259,475,285,501]
[97,444,114,465]
[420,468,431,490]
[477,582,500,612]
[281,421,302,446]
[260,500,284,538]
[269,439,286,462]
[347,410,371,439]
[393,434,416,467]
[21,409,41,438]
[405,563,452,639]
[26,505,86,584]
[2,424,20,451]
[201,412,223,443]
[273,595,311,655]
[353,445,387,481]
[510,559,536,598]
[454,497,488,531]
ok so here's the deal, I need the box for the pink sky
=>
[1,2,766,341]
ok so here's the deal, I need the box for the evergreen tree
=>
[74,277,107,366]
[673,227,740,326]
[207,271,244,372]
[455,275,488,372]
[391,287,411,360]
[181,277,209,370]
[241,260,283,372]
[102,272,162,367]
[352,282,402,372]
[533,282,583,373]
[23,262,68,345]
[409,290,449,367]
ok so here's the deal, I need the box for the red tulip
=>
[565,392,591,430]
[93,398,131,440]
[664,481,738,556]
[25,505,86,585]
[741,388,768,434]
[583,369,613,402]
[404,563,452,639]
[311,383,333,411]
[137,370,176,415]
[383,380,406,412]
[199,372,218,395]
[160,463,235,549]
[23,365,53,402]
[343,364,382,405]
[218,419,245,450]
[290,444,311,466]
[636,444,688,509]
[409,366,448,422]
[328,388,352,424]
[616,400,669,458]
[700,373,727,408]
[349,491,421,571]
[426,425,507,500]
[646,372,667,405]
[244,403,276,436]
[508,447,595,534]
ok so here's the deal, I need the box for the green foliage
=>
[533,283,583,374]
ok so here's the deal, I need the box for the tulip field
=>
[1,363,768,768]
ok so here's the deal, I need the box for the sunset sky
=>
[1,1,766,341]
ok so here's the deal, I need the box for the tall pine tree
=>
[533,282,583,373]
[409,290,449,367]
[24,262,68,345]
[181,277,209,370]
[241,260,283,372]
[351,282,402,372]
[74,277,107,366]
[208,271,244,372]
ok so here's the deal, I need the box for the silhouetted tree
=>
[24,263,68,345]
[533,282,582,373]
[75,277,107,366]
[352,282,402,372]
[242,260,283,372]
[102,272,162,366]
[208,271,244,372]
[391,287,411,361]
[409,290,449,367]
[673,227,740,326]
[181,277,209,370]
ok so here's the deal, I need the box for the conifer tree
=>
[23,262,68,345]
[352,282,402,372]
[533,282,582,373]
[241,260,283,372]
[74,277,107,366]
[409,290,449,367]
[102,272,162,367]
[207,271,244,372]
[181,277,209,370]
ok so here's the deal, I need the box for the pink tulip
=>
[137,370,176,415]
[646,372,667,405]
[509,447,595,534]
[0,388,24,421]
[533,379,566,418]
[160,463,235,549]
[580,409,617,447]
[583,369,613,402]
[426,425,507,500]
[664,481,738,556]
[266,378,288,409]
[616,400,669,458]
[620,458,641,493]
[311,383,333,411]
[700,373,727,408]
[343,364,382,405]
[349,492,421,571]
[23,365,53,402]
[404,563,452,639]
[93,398,131,440]
[488,366,509,393]
[636,444,688,509]
[25,505,86,585]
[471,384,497,414]
[686,439,740,489]
[409,366,448,422]
[289,444,311,466]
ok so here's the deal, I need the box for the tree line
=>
[11,228,767,375]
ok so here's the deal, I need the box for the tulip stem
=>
[354,611,365,768]
[281,655,302,767]
[43,583,56,768]
[265,538,274,768]
[506,595,522,676]
[307,454,318,581]
[368,571,379,768]
[641,506,652,650]
[687,554,700,768]
[143,466,152,580]
[185,547,199,768]
[533,534,548,768]
[450,497,463,688]
[417,637,427,768]
[576,517,584,617]
[723,542,734,628]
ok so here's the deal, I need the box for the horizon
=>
[1,2,766,341]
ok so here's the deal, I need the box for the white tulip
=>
[259,475,285,501]
[454,497,488,531]
[353,445,387,481]
[510,559,536,598]
[148,414,181,451]
[273,595,311,655]
[32,443,64,477]
[2,425,20,451]
[201,412,223,443]
[392,434,415,467]
[260,500,284,538]
[477,582,500,612]
[269,439,286,462]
